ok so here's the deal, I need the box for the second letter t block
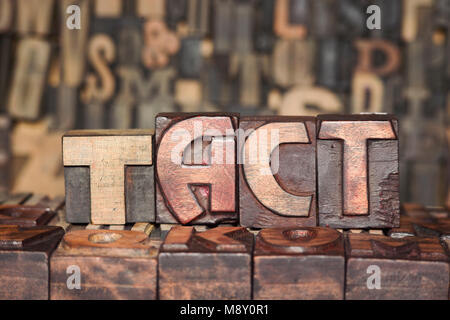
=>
[63,130,154,224]
[317,115,399,228]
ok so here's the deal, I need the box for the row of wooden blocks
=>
[0,194,448,300]
[63,113,400,229]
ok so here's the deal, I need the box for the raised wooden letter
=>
[156,113,238,225]
[63,130,154,225]
[317,115,399,228]
[239,116,316,228]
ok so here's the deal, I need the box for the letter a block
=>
[0,225,64,299]
[345,233,449,300]
[317,115,400,228]
[155,113,238,225]
[159,226,253,299]
[239,116,317,228]
[63,130,154,224]
[253,227,345,300]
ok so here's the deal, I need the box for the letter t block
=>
[317,114,399,228]
[63,130,154,224]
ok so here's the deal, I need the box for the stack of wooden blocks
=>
[0,113,448,300]
[1,0,450,207]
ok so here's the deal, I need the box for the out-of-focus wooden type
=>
[11,119,64,198]
[81,34,116,129]
[8,38,51,120]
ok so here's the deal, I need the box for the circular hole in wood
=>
[283,229,316,241]
[88,232,122,244]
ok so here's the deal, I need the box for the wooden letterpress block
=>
[310,0,336,38]
[345,233,449,300]
[351,71,384,113]
[178,36,203,78]
[159,226,253,299]
[0,205,55,227]
[16,0,54,36]
[239,116,316,228]
[0,0,13,34]
[50,225,160,299]
[354,39,401,77]
[95,0,122,17]
[8,38,51,120]
[0,115,10,192]
[389,205,450,239]
[0,225,64,299]
[254,0,274,52]
[63,130,154,224]
[81,34,116,129]
[279,86,343,116]
[155,113,238,225]
[402,0,433,42]
[336,0,365,37]
[110,24,142,129]
[273,0,308,40]
[272,39,315,88]
[0,193,64,227]
[0,34,12,110]
[254,227,345,300]
[317,115,399,228]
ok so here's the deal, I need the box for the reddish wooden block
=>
[158,226,253,299]
[254,227,345,300]
[0,225,64,300]
[239,116,317,228]
[0,194,63,227]
[155,113,239,225]
[345,233,449,300]
[50,227,160,300]
[317,114,400,228]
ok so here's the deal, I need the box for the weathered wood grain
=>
[254,227,345,300]
[159,226,253,300]
[63,130,154,224]
[239,116,316,228]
